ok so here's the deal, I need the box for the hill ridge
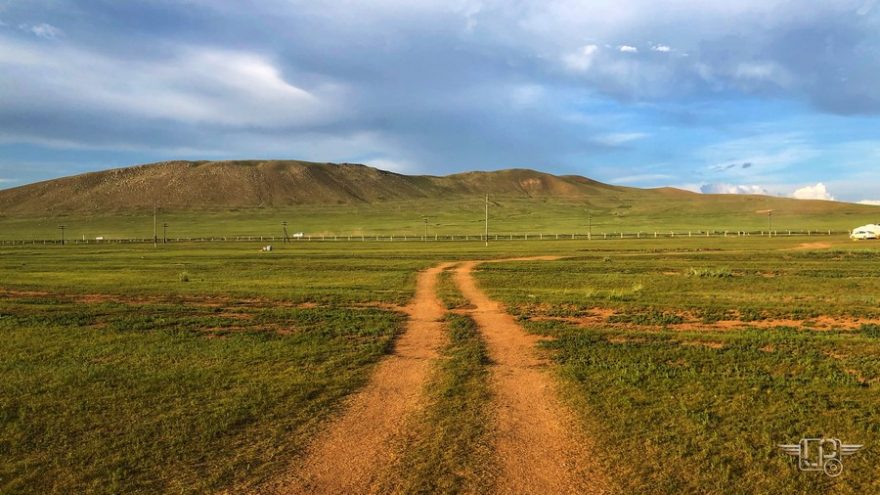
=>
[0,160,633,215]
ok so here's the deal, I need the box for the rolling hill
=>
[0,160,631,214]
[0,160,876,239]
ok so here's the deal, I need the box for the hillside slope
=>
[0,160,877,239]
[0,160,640,215]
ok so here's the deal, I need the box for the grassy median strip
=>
[436,267,470,310]
[388,313,496,494]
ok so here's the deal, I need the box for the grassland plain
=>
[2,160,877,241]
[474,239,880,494]
[0,194,876,241]
[1,236,879,494]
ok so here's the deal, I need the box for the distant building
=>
[851,224,880,240]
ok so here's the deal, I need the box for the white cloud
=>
[700,183,769,195]
[21,23,63,39]
[858,0,876,15]
[791,182,834,201]
[593,132,648,146]
[651,44,671,52]
[618,45,638,53]
[858,199,880,206]
[698,133,817,176]
[0,38,345,127]
[562,44,599,72]
[508,84,545,107]
[611,173,672,184]
[368,157,418,174]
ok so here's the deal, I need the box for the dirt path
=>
[791,241,833,250]
[454,258,608,495]
[258,263,452,495]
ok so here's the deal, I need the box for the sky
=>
[1,0,880,203]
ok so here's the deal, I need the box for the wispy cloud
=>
[700,183,769,195]
[20,22,63,39]
[611,173,672,184]
[593,132,648,146]
[562,44,599,72]
[618,45,638,53]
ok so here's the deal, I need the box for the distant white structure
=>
[851,224,880,240]
[262,245,273,252]
[95,236,104,241]
[292,232,304,239]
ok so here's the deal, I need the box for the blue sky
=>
[1,0,880,203]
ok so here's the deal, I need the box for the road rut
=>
[454,258,608,495]
[259,263,451,495]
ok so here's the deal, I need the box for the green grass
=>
[527,322,880,493]
[3,237,880,493]
[436,268,470,310]
[477,244,880,320]
[0,193,877,241]
[0,294,405,495]
[474,246,880,492]
[387,314,495,494]
[0,243,427,305]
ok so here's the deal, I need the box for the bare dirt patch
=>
[255,263,452,495]
[791,242,832,250]
[535,307,880,333]
[0,288,327,310]
[454,259,608,495]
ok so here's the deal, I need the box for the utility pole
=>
[163,223,169,244]
[153,206,158,248]
[768,210,773,236]
[484,194,489,247]
[423,216,428,241]
[282,221,289,243]
[588,210,592,240]
[58,225,66,245]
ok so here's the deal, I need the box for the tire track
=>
[454,258,609,495]
[258,263,453,495]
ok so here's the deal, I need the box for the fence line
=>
[0,229,849,245]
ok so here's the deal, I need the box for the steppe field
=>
[2,235,879,494]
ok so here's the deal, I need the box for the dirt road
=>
[258,257,605,494]
[259,263,452,495]
[454,259,608,495]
